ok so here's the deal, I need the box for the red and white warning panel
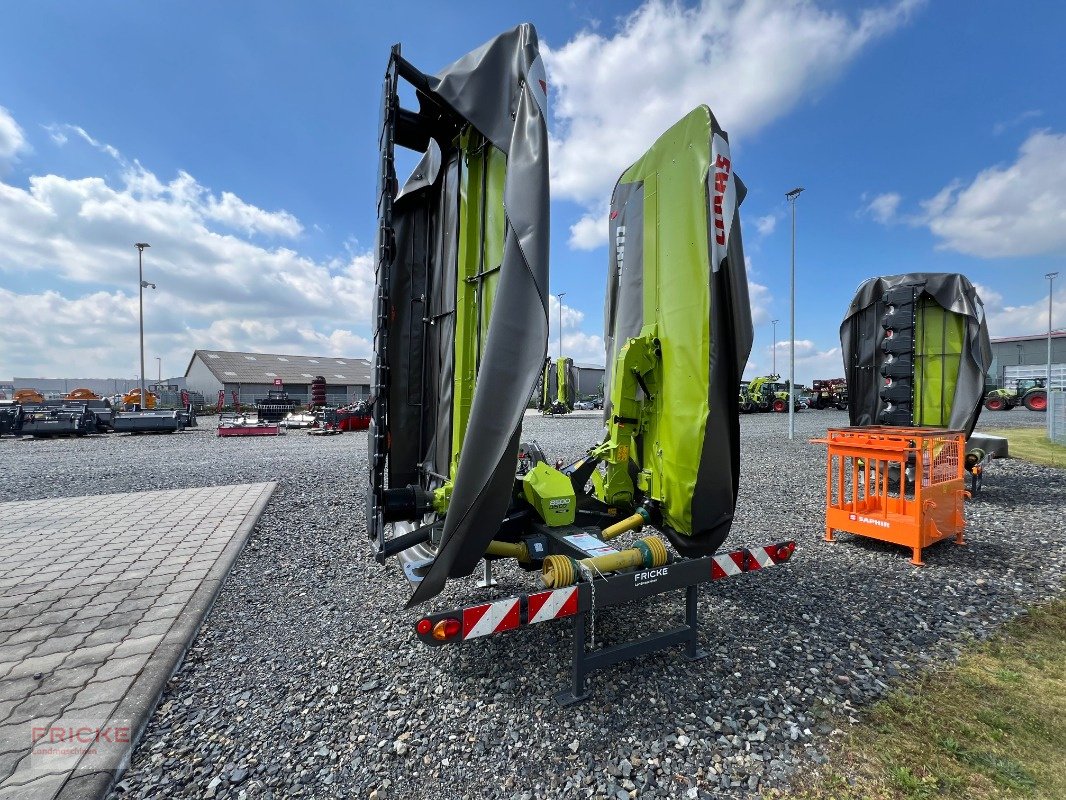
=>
[710,542,792,580]
[414,541,794,647]
[462,598,520,639]
[527,586,578,624]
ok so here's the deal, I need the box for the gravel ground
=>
[1,408,1063,799]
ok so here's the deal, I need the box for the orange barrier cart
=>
[814,427,968,566]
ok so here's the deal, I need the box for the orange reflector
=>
[416,618,432,635]
[432,618,461,641]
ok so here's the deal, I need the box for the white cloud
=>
[992,109,1042,136]
[748,280,772,325]
[0,106,28,162]
[974,282,1064,339]
[921,130,1066,257]
[568,209,607,250]
[0,112,372,378]
[561,331,608,365]
[748,338,843,383]
[544,0,920,242]
[861,191,901,223]
[754,214,777,236]
[545,294,606,364]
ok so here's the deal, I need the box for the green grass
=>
[770,599,1066,800]
[983,428,1066,469]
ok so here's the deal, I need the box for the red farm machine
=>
[809,378,848,410]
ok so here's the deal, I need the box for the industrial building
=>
[184,350,371,406]
[988,331,1065,390]
[574,363,605,398]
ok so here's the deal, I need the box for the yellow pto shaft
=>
[484,540,531,562]
[600,507,650,541]
[541,536,669,588]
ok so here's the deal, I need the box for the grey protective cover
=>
[390,25,549,606]
[840,272,992,435]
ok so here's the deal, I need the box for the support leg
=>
[684,585,708,661]
[476,559,498,588]
[555,610,592,706]
[825,527,835,542]
[910,547,925,567]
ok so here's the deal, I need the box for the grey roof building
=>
[184,349,371,406]
[988,330,1066,390]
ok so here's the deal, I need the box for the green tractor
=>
[984,377,1048,412]
[739,375,799,413]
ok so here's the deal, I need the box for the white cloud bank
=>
[974,283,1064,340]
[922,131,1066,258]
[545,0,921,249]
[0,117,372,378]
[548,294,606,364]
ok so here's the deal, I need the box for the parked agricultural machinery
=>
[0,403,22,436]
[122,388,157,410]
[13,389,44,404]
[739,375,800,412]
[2,386,193,436]
[365,26,792,702]
[254,388,299,422]
[839,272,1000,492]
[538,356,576,414]
[984,377,1047,412]
[809,378,848,410]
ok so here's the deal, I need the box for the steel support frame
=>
[555,583,706,706]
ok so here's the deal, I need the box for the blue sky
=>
[1,0,1064,382]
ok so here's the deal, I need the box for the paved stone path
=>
[0,483,275,800]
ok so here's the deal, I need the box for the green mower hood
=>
[603,106,753,556]
[841,273,992,435]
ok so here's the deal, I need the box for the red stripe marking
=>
[558,588,578,618]
[462,604,491,638]
[497,600,520,632]
[711,559,727,580]
[730,551,747,572]
[527,591,550,621]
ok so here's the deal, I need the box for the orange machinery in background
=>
[64,388,100,401]
[122,388,156,409]
[814,426,968,566]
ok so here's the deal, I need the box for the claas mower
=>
[366,25,794,702]
[840,273,1001,490]
[538,356,576,414]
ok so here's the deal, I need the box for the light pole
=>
[1048,272,1058,391]
[785,187,804,440]
[557,292,566,360]
[135,243,155,409]
[771,319,779,374]
[156,357,162,385]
